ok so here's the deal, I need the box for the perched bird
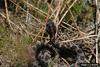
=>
[35,42,78,66]
[35,43,56,67]
[46,19,56,42]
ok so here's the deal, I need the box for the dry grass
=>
[0,0,100,67]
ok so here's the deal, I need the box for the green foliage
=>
[39,3,48,12]
[15,63,22,67]
[48,63,53,67]
[72,0,83,15]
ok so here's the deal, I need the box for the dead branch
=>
[58,0,78,25]
[93,0,99,63]
[61,35,97,43]
[4,0,12,29]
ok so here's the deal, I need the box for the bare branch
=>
[61,35,97,43]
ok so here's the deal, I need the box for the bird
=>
[45,19,56,42]
[35,43,56,67]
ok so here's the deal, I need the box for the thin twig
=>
[0,12,22,32]
[58,0,78,25]
[61,58,70,67]
[4,0,13,30]
[61,35,97,43]
[32,27,43,42]
[26,0,29,22]
[23,0,48,16]
[93,0,99,63]
[62,21,77,30]
[8,0,43,24]
[61,24,75,33]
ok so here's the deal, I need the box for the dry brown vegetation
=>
[0,0,100,67]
